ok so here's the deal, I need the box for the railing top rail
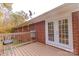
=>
[0,32,30,36]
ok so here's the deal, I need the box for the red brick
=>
[72,11,79,55]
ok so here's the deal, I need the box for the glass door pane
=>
[59,19,69,45]
[48,22,54,41]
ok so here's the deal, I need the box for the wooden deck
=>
[1,42,74,56]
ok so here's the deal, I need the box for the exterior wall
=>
[22,26,29,32]
[14,26,30,42]
[14,27,22,32]
[14,21,45,44]
[29,21,45,44]
[18,27,22,32]
[35,21,45,44]
[22,26,30,42]
[72,11,79,55]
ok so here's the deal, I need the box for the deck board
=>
[1,42,74,56]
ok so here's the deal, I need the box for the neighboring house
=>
[14,3,79,55]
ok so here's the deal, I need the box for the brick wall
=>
[18,27,22,32]
[35,21,45,44]
[72,11,79,55]
[14,21,45,44]
[22,26,29,32]
[21,26,31,42]
[14,26,30,42]
[28,21,45,44]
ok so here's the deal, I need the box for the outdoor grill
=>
[3,39,13,45]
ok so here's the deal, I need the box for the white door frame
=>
[45,14,73,52]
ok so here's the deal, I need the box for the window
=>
[48,22,54,41]
[59,19,69,45]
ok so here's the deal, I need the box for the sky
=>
[12,0,63,17]
[1,0,79,17]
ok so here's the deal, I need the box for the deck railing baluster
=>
[0,31,36,56]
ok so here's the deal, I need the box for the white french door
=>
[46,19,73,52]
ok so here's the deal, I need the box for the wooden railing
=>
[0,31,36,55]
